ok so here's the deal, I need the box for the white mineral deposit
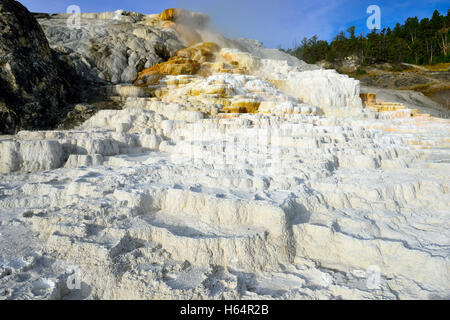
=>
[0,4,449,300]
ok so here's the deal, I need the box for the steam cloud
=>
[173,0,347,48]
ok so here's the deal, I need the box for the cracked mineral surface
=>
[0,6,449,300]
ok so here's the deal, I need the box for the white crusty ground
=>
[1,48,449,300]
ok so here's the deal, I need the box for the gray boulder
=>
[36,11,185,84]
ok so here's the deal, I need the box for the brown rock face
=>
[0,0,67,134]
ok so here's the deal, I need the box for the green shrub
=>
[355,68,367,76]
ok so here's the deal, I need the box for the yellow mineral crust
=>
[189,85,235,98]
[134,57,201,86]
[176,42,220,63]
[220,50,259,72]
[360,93,377,107]
[360,93,434,119]
[134,42,247,87]
[160,8,188,21]
[224,100,261,113]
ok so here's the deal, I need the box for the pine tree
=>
[286,9,450,66]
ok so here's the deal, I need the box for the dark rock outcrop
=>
[0,0,70,134]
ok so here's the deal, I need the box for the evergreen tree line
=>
[283,9,450,65]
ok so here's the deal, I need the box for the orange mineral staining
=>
[134,57,201,86]
[160,8,186,21]
[134,42,248,87]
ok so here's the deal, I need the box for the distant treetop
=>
[284,9,450,66]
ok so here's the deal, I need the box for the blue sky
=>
[19,0,449,48]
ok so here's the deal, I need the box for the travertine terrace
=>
[0,8,449,300]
